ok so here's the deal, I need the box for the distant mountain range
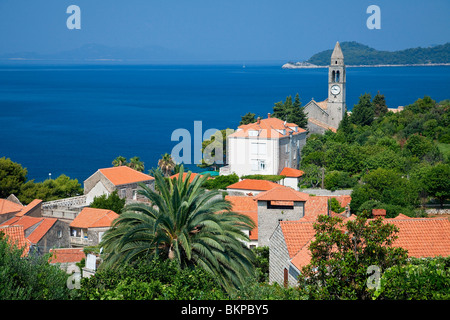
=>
[284,42,450,68]
[0,44,191,63]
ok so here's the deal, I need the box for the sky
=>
[0,0,449,62]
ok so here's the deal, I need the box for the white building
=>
[220,114,307,177]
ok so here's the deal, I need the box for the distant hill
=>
[0,44,191,62]
[287,42,450,67]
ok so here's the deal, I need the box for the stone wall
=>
[257,200,304,247]
[268,224,290,285]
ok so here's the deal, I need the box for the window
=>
[251,142,266,155]
[57,230,62,238]
[248,130,258,137]
[259,160,266,171]
[120,188,126,198]
[285,144,289,153]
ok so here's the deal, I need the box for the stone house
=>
[84,166,155,205]
[220,114,307,177]
[226,186,351,250]
[0,215,69,254]
[0,198,42,224]
[269,210,450,287]
[253,186,309,247]
[69,207,119,247]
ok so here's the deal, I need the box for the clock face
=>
[331,85,341,95]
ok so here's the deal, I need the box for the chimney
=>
[267,113,271,118]
[372,209,386,218]
[257,117,261,124]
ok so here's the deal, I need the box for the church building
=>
[303,42,347,134]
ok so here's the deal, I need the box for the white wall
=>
[227,137,278,176]
[85,181,110,205]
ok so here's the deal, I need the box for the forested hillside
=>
[299,94,450,217]
[306,42,450,66]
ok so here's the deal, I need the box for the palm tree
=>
[112,156,128,167]
[128,156,145,172]
[158,153,176,177]
[100,166,256,291]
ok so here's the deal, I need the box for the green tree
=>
[90,190,126,213]
[351,93,374,126]
[240,112,257,125]
[422,163,450,208]
[112,156,128,167]
[324,171,357,191]
[0,157,28,198]
[202,173,239,190]
[373,91,388,117]
[198,129,233,170]
[128,156,145,172]
[272,94,308,128]
[158,153,176,177]
[373,257,450,300]
[18,174,82,205]
[0,233,71,300]
[99,166,256,291]
[298,214,408,300]
[77,258,227,300]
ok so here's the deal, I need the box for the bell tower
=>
[327,41,346,129]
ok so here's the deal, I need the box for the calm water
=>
[0,64,449,182]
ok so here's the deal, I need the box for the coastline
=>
[282,62,450,69]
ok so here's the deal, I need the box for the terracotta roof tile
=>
[228,116,306,139]
[282,216,450,270]
[27,218,57,244]
[304,195,351,220]
[0,216,57,244]
[225,195,258,240]
[227,179,280,191]
[254,186,309,202]
[70,207,119,228]
[99,166,154,186]
[280,167,304,178]
[0,225,30,256]
[280,220,316,258]
[15,199,42,217]
[49,248,85,264]
[0,199,23,215]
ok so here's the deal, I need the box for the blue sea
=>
[0,64,449,183]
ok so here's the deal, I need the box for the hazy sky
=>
[0,0,449,62]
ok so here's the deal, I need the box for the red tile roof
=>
[304,195,351,220]
[70,207,119,228]
[15,199,42,217]
[280,220,316,258]
[170,172,203,183]
[225,195,258,241]
[282,216,450,271]
[280,167,304,178]
[0,215,57,244]
[254,186,310,202]
[227,179,280,191]
[0,225,30,256]
[99,166,154,186]
[49,248,85,264]
[0,199,23,215]
[229,115,306,139]
[27,218,57,244]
